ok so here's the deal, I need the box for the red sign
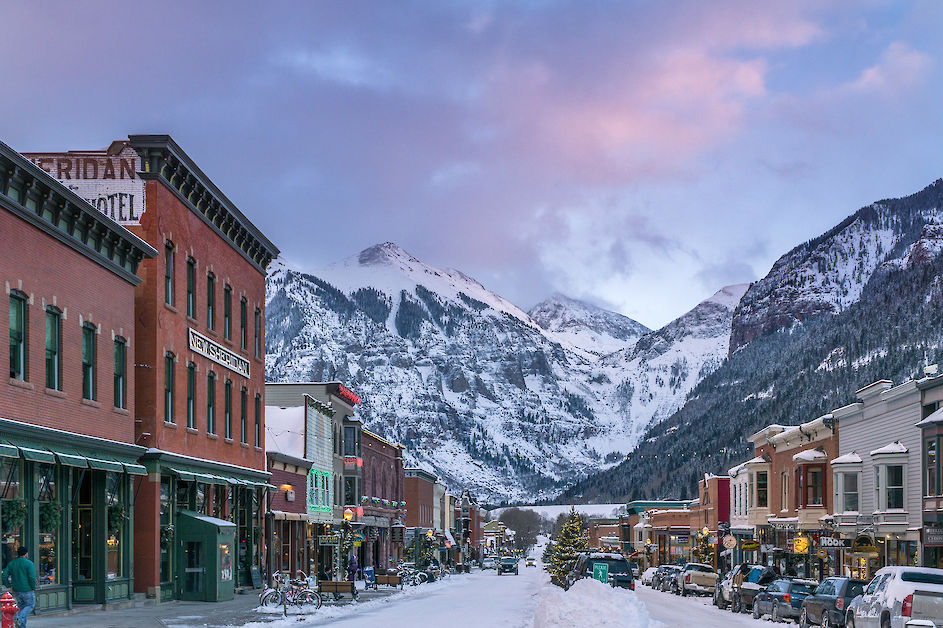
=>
[336,384,361,406]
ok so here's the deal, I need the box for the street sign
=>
[722,535,738,550]
[593,562,609,583]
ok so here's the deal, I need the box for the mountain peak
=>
[529,292,649,356]
[357,242,420,267]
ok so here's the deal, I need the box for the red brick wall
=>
[269,467,308,514]
[0,209,137,442]
[362,432,403,518]
[405,476,434,528]
[128,180,266,470]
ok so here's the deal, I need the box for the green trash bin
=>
[176,510,237,602]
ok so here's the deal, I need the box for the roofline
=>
[362,429,404,451]
[266,450,313,470]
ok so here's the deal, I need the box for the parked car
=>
[658,565,683,592]
[525,557,536,567]
[481,557,496,570]
[799,577,867,627]
[641,567,658,587]
[714,568,737,609]
[731,565,778,613]
[628,561,641,578]
[567,552,635,590]
[845,566,943,628]
[497,556,519,575]
[678,562,719,596]
[753,578,817,622]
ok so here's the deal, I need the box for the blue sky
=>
[3,1,942,328]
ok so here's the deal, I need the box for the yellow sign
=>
[793,536,810,555]
[817,549,828,560]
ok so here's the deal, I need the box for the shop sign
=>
[722,535,738,550]
[818,536,851,549]
[319,534,340,546]
[352,532,366,542]
[851,535,879,555]
[925,526,943,548]
[793,536,810,555]
[741,540,760,551]
[817,549,828,560]
[188,328,251,378]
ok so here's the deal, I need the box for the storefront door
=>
[180,540,204,600]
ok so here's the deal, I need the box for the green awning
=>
[54,450,89,468]
[170,468,195,481]
[19,446,55,463]
[85,457,125,472]
[123,462,148,476]
[0,443,18,458]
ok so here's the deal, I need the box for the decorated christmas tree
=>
[547,507,588,587]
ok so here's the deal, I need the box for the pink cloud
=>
[848,42,932,93]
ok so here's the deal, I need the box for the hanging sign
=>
[722,535,737,550]
[741,540,760,552]
[793,536,810,555]
[851,535,879,555]
[319,534,340,546]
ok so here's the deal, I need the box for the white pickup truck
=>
[678,562,718,597]
[846,566,943,628]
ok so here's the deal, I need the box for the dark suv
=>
[753,579,817,622]
[497,556,519,575]
[799,577,867,627]
[568,552,635,590]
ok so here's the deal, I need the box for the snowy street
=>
[636,585,772,628]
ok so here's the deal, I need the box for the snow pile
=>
[532,578,663,628]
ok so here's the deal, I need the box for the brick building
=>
[404,468,436,529]
[360,430,405,570]
[0,139,156,612]
[266,450,311,578]
[25,136,280,602]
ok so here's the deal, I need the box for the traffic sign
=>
[593,562,609,583]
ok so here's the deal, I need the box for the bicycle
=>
[259,572,322,609]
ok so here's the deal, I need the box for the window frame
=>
[927,437,940,498]
[186,257,196,318]
[45,306,62,391]
[81,323,97,400]
[113,337,127,409]
[207,371,216,434]
[9,291,28,381]
[224,379,232,440]
[240,298,247,350]
[186,362,196,429]
[842,471,859,513]
[223,285,232,340]
[164,241,175,306]
[253,308,261,358]
[240,386,247,444]
[206,273,216,331]
[164,352,175,423]
[756,471,768,508]
[254,393,261,447]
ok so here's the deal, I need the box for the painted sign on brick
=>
[25,144,145,225]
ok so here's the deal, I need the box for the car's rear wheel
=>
[753,601,762,619]
[771,604,782,623]
[799,607,810,628]
[732,594,742,613]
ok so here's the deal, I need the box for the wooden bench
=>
[319,580,358,600]
[375,574,402,589]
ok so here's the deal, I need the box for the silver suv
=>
[846,566,943,628]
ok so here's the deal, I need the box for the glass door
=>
[180,541,204,600]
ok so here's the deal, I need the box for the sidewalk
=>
[28,586,403,628]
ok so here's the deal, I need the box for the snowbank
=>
[532,578,663,628]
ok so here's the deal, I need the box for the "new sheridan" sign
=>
[188,328,250,378]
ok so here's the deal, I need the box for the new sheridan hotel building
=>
[22,136,279,605]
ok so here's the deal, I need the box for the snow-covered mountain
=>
[586,284,748,451]
[528,294,649,357]
[730,181,943,353]
[264,243,740,502]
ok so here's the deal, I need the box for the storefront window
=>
[0,459,24,571]
[160,479,172,584]
[214,485,227,519]
[37,464,61,585]
[105,472,126,580]
[74,472,93,581]
[195,483,207,514]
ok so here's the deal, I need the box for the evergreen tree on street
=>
[547,507,588,588]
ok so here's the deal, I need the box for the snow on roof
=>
[917,406,943,427]
[793,448,827,462]
[743,455,768,466]
[831,451,863,465]
[870,441,908,456]
[727,463,746,476]
[264,405,306,458]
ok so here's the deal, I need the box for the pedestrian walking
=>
[2,547,36,628]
